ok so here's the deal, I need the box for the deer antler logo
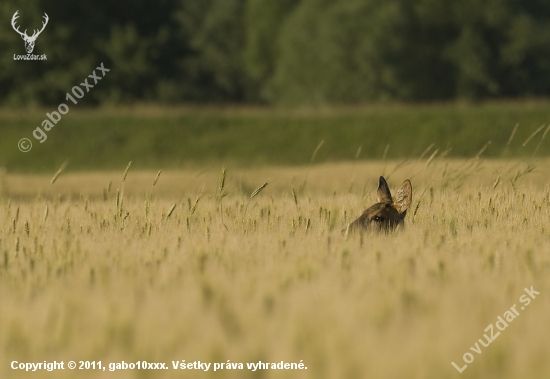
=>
[11,10,49,54]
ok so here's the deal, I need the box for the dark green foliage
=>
[1,0,550,105]
[271,0,550,103]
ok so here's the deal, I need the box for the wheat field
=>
[1,158,549,379]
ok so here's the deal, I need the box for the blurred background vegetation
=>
[1,0,550,171]
[2,103,549,172]
[2,0,550,105]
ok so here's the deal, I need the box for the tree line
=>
[1,0,550,106]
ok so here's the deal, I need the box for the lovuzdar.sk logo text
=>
[11,10,48,61]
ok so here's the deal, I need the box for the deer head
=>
[345,176,412,234]
[11,11,49,54]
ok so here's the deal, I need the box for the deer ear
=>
[377,176,393,203]
[394,180,412,214]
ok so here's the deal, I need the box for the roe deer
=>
[345,176,412,234]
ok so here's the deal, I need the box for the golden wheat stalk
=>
[50,160,69,184]
[122,161,132,183]
[426,149,440,166]
[507,123,519,146]
[311,140,325,162]
[152,170,162,186]
[219,167,226,194]
[115,189,120,213]
[166,204,177,220]
[523,125,545,147]
[244,181,269,214]
[475,141,492,159]
[419,143,435,160]
[190,186,204,215]
[250,182,269,199]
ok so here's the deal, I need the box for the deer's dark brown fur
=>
[345,176,412,234]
